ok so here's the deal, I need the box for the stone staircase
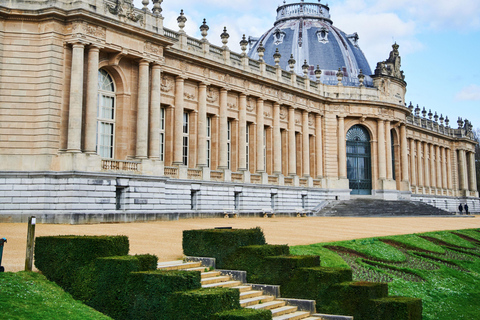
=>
[316,198,453,217]
[157,260,352,320]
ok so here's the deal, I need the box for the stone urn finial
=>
[434,112,439,122]
[336,67,344,84]
[422,107,427,118]
[221,27,230,48]
[302,60,309,77]
[200,19,209,41]
[257,41,265,61]
[457,117,464,129]
[152,0,162,15]
[439,114,444,125]
[315,65,322,82]
[358,69,365,87]
[240,34,248,55]
[142,0,149,12]
[273,48,281,66]
[288,54,296,71]
[445,116,450,127]
[177,10,187,32]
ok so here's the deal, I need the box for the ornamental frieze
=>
[145,41,161,55]
[105,0,144,25]
[206,87,219,103]
[246,98,256,112]
[280,107,288,120]
[184,92,195,100]
[228,103,237,110]
[71,22,106,40]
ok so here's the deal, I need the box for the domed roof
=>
[248,1,373,87]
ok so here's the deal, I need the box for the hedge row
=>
[34,235,129,293]
[183,227,266,268]
[214,309,272,320]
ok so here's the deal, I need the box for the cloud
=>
[455,85,480,101]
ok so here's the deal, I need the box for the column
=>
[417,140,423,188]
[436,145,442,189]
[410,139,416,186]
[429,144,436,188]
[149,63,161,159]
[173,76,185,165]
[315,114,323,178]
[238,93,247,171]
[67,42,85,152]
[136,59,150,159]
[424,143,430,188]
[441,147,448,189]
[256,98,265,172]
[302,110,310,177]
[377,119,386,180]
[197,83,208,167]
[84,46,100,153]
[273,102,282,174]
[446,148,453,189]
[469,152,477,191]
[400,124,409,182]
[338,116,346,179]
[218,88,228,169]
[386,121,393,179]
[458,149,467,191]
[288,106,296,176]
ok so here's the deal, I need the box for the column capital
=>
[138,58,151,66]
[199,82,209,88]
[176,75,187,82]
[151,61,163,69]
[67,40,87,47]
[88,44,103,51]
[220,87,229,93]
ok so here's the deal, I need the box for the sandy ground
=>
[1,215,479,272]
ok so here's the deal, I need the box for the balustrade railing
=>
[102,159,140,172]
[231,172,243,182]
[250,174,261,184]
[187,168,202,180]
[164,166,179,178]
[284,177,294,186]
[268,175,278,185]
[210,170,224,181]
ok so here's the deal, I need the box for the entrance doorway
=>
[346,125,372,195]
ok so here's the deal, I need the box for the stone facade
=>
[0,0,478,223]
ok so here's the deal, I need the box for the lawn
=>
[291,228,480,320]
[0,271,111,320]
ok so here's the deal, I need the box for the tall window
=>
[207,116,212,167]
[264,128,267,171]
[246,124,250,170]
[160,107,165,162]
[227,120,232,170]
[183,112,189,166]
[97,69,115,158]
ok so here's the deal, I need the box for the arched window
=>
[97,69,115,158]
[346,125,372,195]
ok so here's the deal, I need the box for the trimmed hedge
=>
[90,255,157,319]
[214,309,272,320]
[322,281,389,319]
[167,288,241,320]
[367,296,422,320]
[183,228,266,268]
[282,266,353,302]
[127,270,202,320]
[34,235,129,292]
[261,255,321,285]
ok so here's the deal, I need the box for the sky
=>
[134,0,480,129]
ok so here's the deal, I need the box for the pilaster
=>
[84,45,100,154]
[67,42,85,153]
[136,59,150,159]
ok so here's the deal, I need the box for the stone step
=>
[202,280,242,288]
[272,311,311,320]
[271,306,298,317]
[240,295,275,307]
[201,275,230,285]
[200,271,221,279]
[186,266,209,272]
[240,290,263,299]
[246,300,286,310]
[157,261,202,271]
[233,285,253,292]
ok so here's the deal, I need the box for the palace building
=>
[0,0,478,223]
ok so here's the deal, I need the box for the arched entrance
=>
[346,125,372,195]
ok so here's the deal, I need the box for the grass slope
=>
[0,271,111,320]
[291,229,480,320]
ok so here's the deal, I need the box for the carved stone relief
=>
[206,87,218,103]
[246,98,255,112]
[308,114,315,126]
[161,75,174,93]
[280,107,288,120]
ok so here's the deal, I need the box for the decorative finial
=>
[177,10,187,32]
[288,54,296,71]
[428,109,433,120]
[439,114,444,125]
[142,0,149,12]
[445,116,450,127]
[240,34,248,55]
[434,112,439,122]
[336,67,344,85]
[257,41,265,61]
[221,27,229,48]
[408,102,414,113]
[152,0,162,15]
[358,69,365,87]
[315,65,322,82]
[273,48,281,66]
[302,60,309,76]
[200,19,209,41]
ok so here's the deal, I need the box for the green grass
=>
[0,271,111,320]
[291,228,480,320]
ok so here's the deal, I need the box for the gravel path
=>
[1,215,478,272]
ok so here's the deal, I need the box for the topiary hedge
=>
[282,266,353,302]
[167,288,241,320]
[214,308,272,320]
[34,235,129,293]
[367,296,423,320]
[127,270,202,320]
[183,228,266,268]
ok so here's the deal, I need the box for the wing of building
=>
[0,0,478,223]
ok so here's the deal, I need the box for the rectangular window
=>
[227,120,232,170]
[246,124,250,170]
[160,107,165,162]
[270,193,276,210]
[234,191,241,210]
[183,112,189,166]
[97,93,115,158]
[264,127,267,171]
[301,194,307,209]
[207,116,211,167]
[191,190,198,210]
[115,187,125,210]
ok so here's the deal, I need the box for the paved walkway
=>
[1,215,479,272]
